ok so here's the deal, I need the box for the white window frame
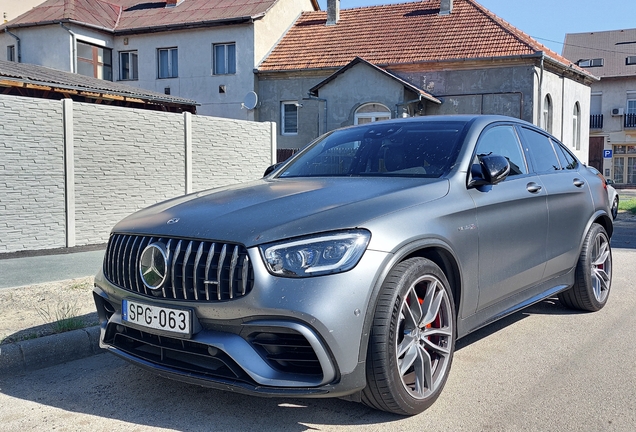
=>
[578,58,604,67]
[212,43,236,75]
[572,103,581,151]
[281,101,299,135]
[119,50,138,81]
[354,103,391,125]
[626,56,636,66]
[157,47,178,79]
[627,92,636,114]
[542,94,553,133]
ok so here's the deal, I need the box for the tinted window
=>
[278,121,468,178]
[475,125,527,176]
[519,127,560,173]
[552,140,579,170]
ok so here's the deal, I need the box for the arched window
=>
[573,103,581,150]
[354,103,391,125]
[543,94,553,133]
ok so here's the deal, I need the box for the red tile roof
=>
[258,0,587,76]
[3,0,319,32]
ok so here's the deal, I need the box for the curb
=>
[0,326,103,375]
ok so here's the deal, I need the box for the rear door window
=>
[518,127,561,173]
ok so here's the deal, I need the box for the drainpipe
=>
[4,28,21,62]
[303,95,328,137]
[59,23,77,73]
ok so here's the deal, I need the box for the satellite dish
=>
[242,91,258,110]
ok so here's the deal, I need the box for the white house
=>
[1,0,318,119]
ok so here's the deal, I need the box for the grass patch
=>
[618,197,636,215]
[37,302,86,334]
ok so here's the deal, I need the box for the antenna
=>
[241,91,258,110]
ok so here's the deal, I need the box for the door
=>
[588,137,604,172]
[468,124,549,311]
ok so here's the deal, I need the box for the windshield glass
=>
[277,120,469,178]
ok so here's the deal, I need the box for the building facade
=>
[258,0,596,164]
[0,0,317,119]
[563,28,636,187]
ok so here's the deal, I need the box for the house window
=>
[354,103,391,125]
[77,41,112,80]
[119,51,138,80]
[7,45,15,62]
[281,101,299,135]
[627,95,636,115]
[213,43,236,75]
[542,94,553,133]
[158,47,178,79]
[577,58,604,67]
[572,103,581,151]
[626,56,636,65]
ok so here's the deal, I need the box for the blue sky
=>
[315,0,636,54]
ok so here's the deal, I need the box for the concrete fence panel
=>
[0,94,275,253]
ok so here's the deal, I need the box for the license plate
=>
[122,299,191,335]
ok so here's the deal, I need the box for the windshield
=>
[277,120,469,178]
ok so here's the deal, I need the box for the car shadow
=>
[456,297,579,351]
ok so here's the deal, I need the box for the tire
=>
[611,196,619,220]
[361,257,456,415]
[558,223,612,312]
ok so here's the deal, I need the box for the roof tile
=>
[259,0,579,73]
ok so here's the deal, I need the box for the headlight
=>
[260,230,371,278]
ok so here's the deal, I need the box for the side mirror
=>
[263,163,283,177]
[605,178,614,186]
[468,155,510,188]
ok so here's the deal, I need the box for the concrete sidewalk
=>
[0,247,106,374]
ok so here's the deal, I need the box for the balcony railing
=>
[590,114,603,129]
[626,113,636,128]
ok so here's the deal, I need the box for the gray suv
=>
[93,115,613,415]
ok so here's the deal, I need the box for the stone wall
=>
[0,94,275,253]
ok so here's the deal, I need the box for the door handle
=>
[526,182,542,193]
[573,178,585,187]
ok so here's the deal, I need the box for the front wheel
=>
[362,258,455,415]
[558,223,612,312]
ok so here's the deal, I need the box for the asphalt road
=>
[0,220,635,431]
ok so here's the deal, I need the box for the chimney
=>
[439,0,453,15]
[327,0,340,26]
[165,0,179,7]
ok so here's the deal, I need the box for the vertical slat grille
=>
[103,234,254,302]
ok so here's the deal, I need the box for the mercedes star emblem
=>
[139,242,168,290]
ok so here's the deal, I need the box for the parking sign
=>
[603,150,613,158]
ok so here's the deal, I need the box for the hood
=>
[112,177,450,247]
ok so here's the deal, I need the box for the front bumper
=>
[93,247,390,397]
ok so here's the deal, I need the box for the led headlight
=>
[260,230,371,277]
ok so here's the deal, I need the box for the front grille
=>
[104,234,254,302]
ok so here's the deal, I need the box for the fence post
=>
[184,111,192,194]
[270,121,277,165]
[62,98,76,247]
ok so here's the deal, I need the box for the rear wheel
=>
[558,223,612,312]
[611,196,618,220]
[362,257,455,415]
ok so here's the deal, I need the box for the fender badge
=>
[167,218,180,225]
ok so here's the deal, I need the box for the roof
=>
[258,0,593,80]
[2,0,320,33]
[0,59,197,109]
[309,57,441,104]
[562,28,636,78]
